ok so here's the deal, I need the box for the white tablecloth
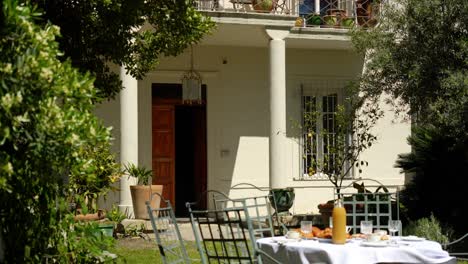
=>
[257,236,456,264]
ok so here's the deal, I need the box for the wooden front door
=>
[151,83,207,213]
[152,105,175,206]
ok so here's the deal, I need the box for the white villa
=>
[95,0,410,217]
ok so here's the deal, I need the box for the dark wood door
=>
[152,105,175,206]
[151,83,207,213]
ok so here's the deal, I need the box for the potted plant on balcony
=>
[307,13,322,27]
[125,163,163,220]
[252,0,277,13]
[322,14,338,28]
[340,15,355,28]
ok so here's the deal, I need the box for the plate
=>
[271,237,301,244]
[401,236,425,242]
[361,241,389,247]
[315,238,352,243]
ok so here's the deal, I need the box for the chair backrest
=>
[213,194,275,239]
[443,233,468,259]
[335,179,400,234]
[226,183,289,236]
[146,193,190,264]
[187,195,259,264]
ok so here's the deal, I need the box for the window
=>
[300,81,352,180]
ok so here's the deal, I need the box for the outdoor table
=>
[257,236,456,264]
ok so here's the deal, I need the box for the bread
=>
[312,226,322,237]
[295,227,351,239]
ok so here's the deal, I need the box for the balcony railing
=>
[195,0,380,28]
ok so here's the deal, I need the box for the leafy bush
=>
[396,126,468,235]
[107,205,127,224]
[69,141,122,214]
[124,163,152,185]
[0,2,114,262]
[404,214,452,244]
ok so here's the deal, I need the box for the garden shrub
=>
[0,1,115,262]
[396,126,468,236]
[404,214,452,244]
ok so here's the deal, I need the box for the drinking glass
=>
[388,220,401,245]
[360,220,373,236]
[301,221,313,239]
[388,220,401,237]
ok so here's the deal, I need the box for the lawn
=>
[114,238,200,264]
[113,237,468,264]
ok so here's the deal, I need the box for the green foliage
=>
[124,163,153,185]
[107,205,127,224]
[0,1,115,262]
[69,140,122,213]
[27,0,216,101]
[48,214,116,263]
[351,0,468,236]
[396,126,468,234]
[350,0,468,140]
[404,214,452,244]
[299,84,383,193]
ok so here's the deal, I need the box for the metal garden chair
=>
[186,191,281,264]
[146,193,191,264]
[335,179,400,234]
[443,233,468,260]
[227,183,289,236]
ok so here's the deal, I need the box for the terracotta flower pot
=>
[130,185,163,219]
[251,0,277,13]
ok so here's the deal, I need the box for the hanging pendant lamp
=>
[181,45,202,104]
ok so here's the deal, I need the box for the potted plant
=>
[322,15,337,28]
[106,204,127,237]
[306,13,322,27]
[251,0,277,13]
[69,140,122,220]
[125,163,163,220]
[297,84,382,225]
[269,187,295,215]
[340,16,355,28]
[356,0,381,27]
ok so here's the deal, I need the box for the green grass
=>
[113,238,201,264]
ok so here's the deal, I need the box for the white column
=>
[266,28,289,189]
[315,0,320,14]
[119,66,138,217]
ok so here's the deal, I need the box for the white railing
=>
[195,0,381,28]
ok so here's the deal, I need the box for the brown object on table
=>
[295,228,315,239]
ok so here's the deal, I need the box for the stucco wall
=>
[95,44,410,214]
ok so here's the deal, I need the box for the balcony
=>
[195,0,380,29]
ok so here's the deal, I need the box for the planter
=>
[74,209,106,221]
[130,185,163,219]
[97,223,114,238]
[251,0,277,13]
[307,14,322,27]
[322,15,337,28]
[269,188,295,215]
[341,17,355,28]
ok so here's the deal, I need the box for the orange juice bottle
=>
[332,199,347,244]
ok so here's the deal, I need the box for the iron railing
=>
[194,0,381,28]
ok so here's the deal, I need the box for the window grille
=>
[300,80,352,180]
